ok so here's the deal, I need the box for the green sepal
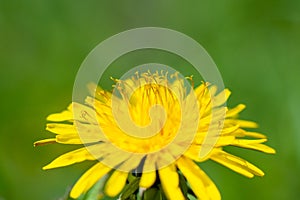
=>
[178,172,188,197]
[121,177,140,200]
[128,172,138,183]
[157,184,167,200]
[187,193,198,200]
[74,176,108,200]
[142,188,162,200]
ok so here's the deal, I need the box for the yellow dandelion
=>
[35,70,275,200]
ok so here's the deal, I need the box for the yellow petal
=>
[72,102,98,124]
[34,138,56,146]
[243,131,267,139]
[55,131,104,145]
[215,136,236,147]
[43,147,96,170]
[70,162,111,198]
[118,154,145,172]
[104,170,128,197]
[237,120,258,128]
[200,106,227,127]
[87,82,112,103]
[46,123,77,134]
[194,82,208,98]
[100,149,132,168]
[85,96,112,114]
[221,124,240,135]
[225,129,267,138]
[140,170,156,188]
[158,164,185,200]
[194,135,235,147]
[226,119,258,128]
[177,156,220,200]
[233,138,267,144]
[55,134,82,144]
[231,139,276,154]
[47,104,73,122]
[46,121,103,144]
[141,154,157,173]
[49,103,99,124]
[211,150,264,178]
[213,89,231,107]
[208,85,217,97]
[226,104,246,118]
[184,144,203,162]
[75,122,108,143]
[156,151,176,167]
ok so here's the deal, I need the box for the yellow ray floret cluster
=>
[35,71,275,200]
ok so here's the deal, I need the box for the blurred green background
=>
[1,0,299,199]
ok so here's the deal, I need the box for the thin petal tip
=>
[34,138,57,147]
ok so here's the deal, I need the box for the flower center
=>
[102,73,185,154]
